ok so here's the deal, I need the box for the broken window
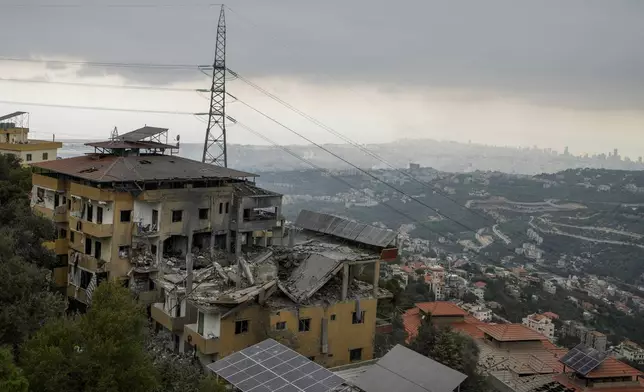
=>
[120,210,131,223]
[218,203,223,214]
[235,320,249,335]
[172,210,182,223]
[118,246,130,259]
[352,311,365,325]
[199,208,209,220]
[87,204,93,222]
[298,318,311,332]
[151,244,157,255]
[70,231,75,243]
[225,202,229,214]
[349,348,363,362]
[54,193,59,207]
[80,270,92,289]
[84,237,92,255]
[275,321,286,331]
[152,209,159,228]
[94,240,102,260]
[97,207,103,224]
[197,312,205,335]
[330,314,336,321]
[36,188,45,204]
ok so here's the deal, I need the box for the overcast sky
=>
[1,0,643,158]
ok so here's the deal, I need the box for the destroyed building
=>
[151,209,399,368]
[30,126,283,306]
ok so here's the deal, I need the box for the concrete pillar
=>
[225,231,231,253]
[209,231,215,259]
[235,204,243,258]
[261,231,268,247]
[372,261,381,298]
[341,263,350,301]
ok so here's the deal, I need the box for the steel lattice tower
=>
[202,5,227,167]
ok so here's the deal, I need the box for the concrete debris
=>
[238,257,254,285]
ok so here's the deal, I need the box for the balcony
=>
[133,222,159,238]
[33,204,68,223]
[45,239,69,255]
[69,216,113,238]
[138,290,161,305]
[230,216,277,232]
[69,252,102,272]
[67,284,88,304]
[32,173,65,191]
[69,182,114,202]
[184,323,220,355]
[151,303,189,332]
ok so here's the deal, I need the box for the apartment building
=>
[30,126,282,306]
[151,209,399,368]
[0,111,61,164]
[615,340,644,364]
[522,313,555,340]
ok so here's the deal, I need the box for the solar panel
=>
[559,344,607,376]
[208,339,345,392]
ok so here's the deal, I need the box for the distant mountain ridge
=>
[58,138,644,175]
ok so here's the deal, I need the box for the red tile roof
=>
[452,320,485,339]
[585,356,642,379]
[543,312,559,320]
[415,302,468,317]
[402,308,422,343]
[477,323,548,342]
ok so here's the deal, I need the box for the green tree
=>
[0,347,28,392]
[462,292,479,304]
[21,282,159,392]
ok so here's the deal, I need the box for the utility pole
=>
[202,5,227,167]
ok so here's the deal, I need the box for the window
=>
[70,231,75,243]
[151,244,157,255]
[118,246,130,259]
[275,321,286,331]
[120,210,131,222]
[67,199,71,209]
[87,204,93,222]
[349,348,363,362]
[96,207,103,224]
[197,312,205,335]
[172,210,183,223]
[352,311,365,324]
[76,221,82,231]
[152,209,159,227]
[330,314,336,321]
[54,193,59,207]
[94,240,102,259]
[199,208,209,220]
[84,237,92,254]
[219,203,223,214]
[42,152,48,160]
[225,202,229,214]
[59,229,67,239]
[80,270,92,289]
[235,320,249,334]
[25,154,32,162]
[298,318,311,332]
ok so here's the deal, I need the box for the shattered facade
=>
[31,125,283,307]
[152,210,398,368]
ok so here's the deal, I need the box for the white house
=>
[522,313,555,340]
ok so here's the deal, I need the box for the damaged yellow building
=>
[30,126,283,306]
[152,210,399,368]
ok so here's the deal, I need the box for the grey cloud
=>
[2,0,644,109]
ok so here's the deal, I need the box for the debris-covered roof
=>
[0,111,26,122]
[232,182,281,197]
[32,154,256,182]
[295,210,397,248]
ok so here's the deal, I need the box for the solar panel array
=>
[295,210,396,248]
[208,339,346,392]
[559,344,607,376]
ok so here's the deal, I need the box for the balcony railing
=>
[69,252,102,272]
[68,216,113,238]
[133,222,159,237]
[184,323,220,355]
[151,303,190,332]
[67,284,88,304]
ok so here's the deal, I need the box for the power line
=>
[0,99,197,115]
[0,3,223,8]
[0,77,201,92]
[0,57,209,70]
[230,95,485,237]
